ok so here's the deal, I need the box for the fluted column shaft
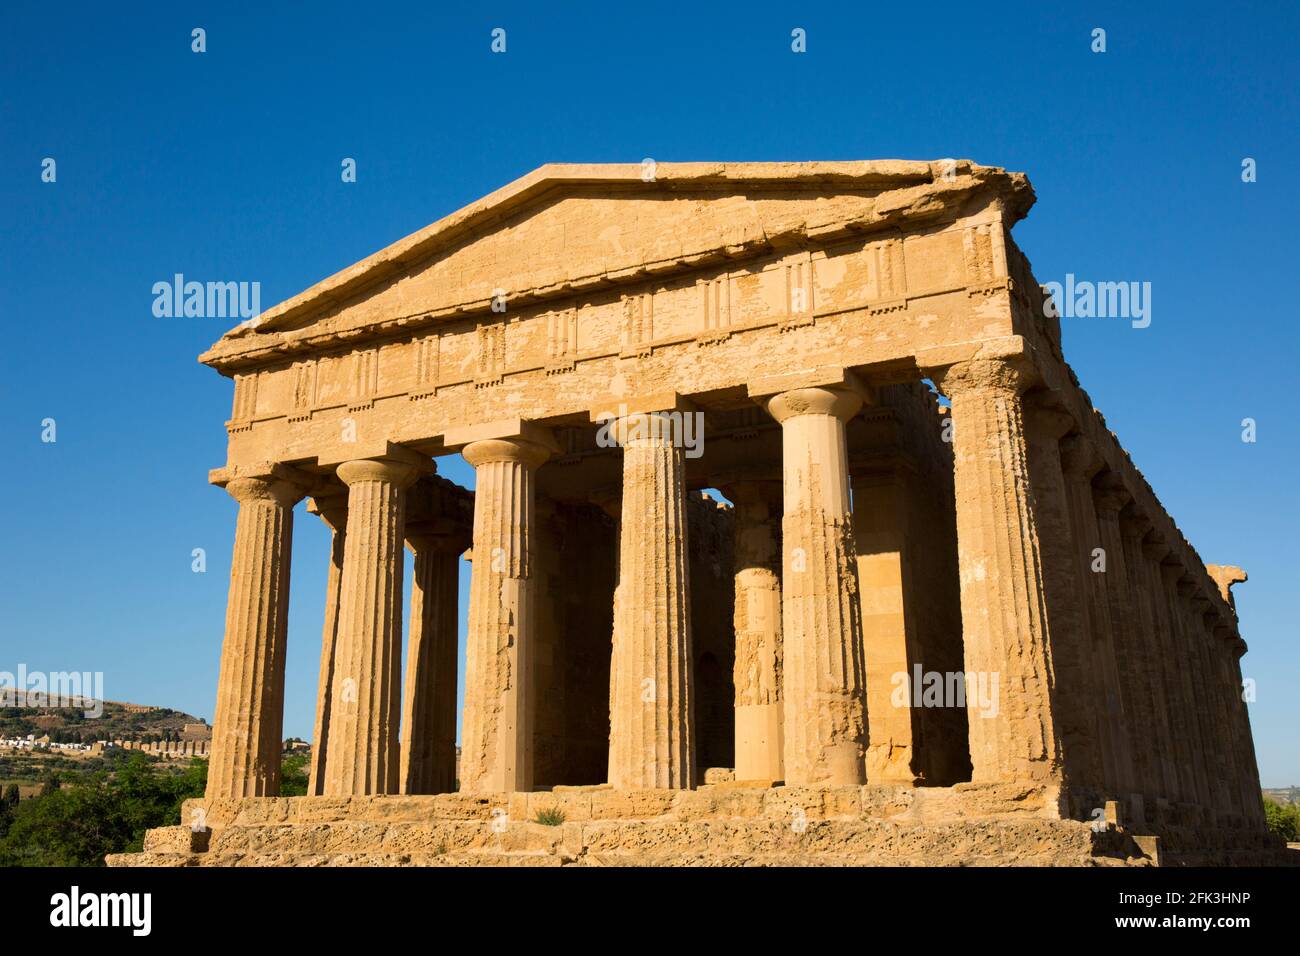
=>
[1222,639,1266,828]
[1159,565,1215,812]
[1139,540,1198,807]
[1132,531,1193,807]
[1174,579,1232,820]
[935,360,1057,784]
[207,476,302,800]
[400,532,464,794]
[321,458,418,796]
[307,495,347,796]
[1118,512,1180,805]
[1197,605,1245,822]
[1092,482,1159,810]
[765,386,867,787]
[607,414,695,789]
[1024,407,1105,804]
[460,438,548,793]
[727,481,784,782]
[1059,437,1135,801]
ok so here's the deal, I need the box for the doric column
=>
[1160,564,1215,814]
[1195,599,1245,823]
[306,492,347,796]
[725,480,784,783]
[1119,508,1180,807]
[1092,479,1158,813]
[764,386,867,787]
[459,438,549,794]
[932,359,1057,785]
[1141,537,1199,808]
[207,474,303,799]
[400,528,465,794]
[1220,633,1266,828]
[1175,577,1232,821]
[321,457,419,796]
[606,413,696,789]
[1024,404,1105,805]
[1059,436,1134,800]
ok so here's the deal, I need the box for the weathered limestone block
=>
[607,413,696,790]
[460,437,550,794]
[726,481,784,782]
[400,531,464,794]
[207,475,302,799]
[306,492,347,796]
[932,359,1057,785]
[322,458,419,796]
[764,385,868,787]
[851,468,920,785]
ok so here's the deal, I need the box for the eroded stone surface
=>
[137,160,1270,866]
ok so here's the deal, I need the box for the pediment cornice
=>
[199,160,1033,373]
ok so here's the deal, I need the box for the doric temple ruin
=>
[115,161,1281,866]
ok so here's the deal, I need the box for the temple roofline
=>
[199,159,1033,369]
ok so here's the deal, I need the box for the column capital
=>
[930,356,1031,399]
[1142,530,1172,562]
[225,475,305,508]
[1024,396,1077,441]
[307,490,349,531]
[405,522,471,555]
[719,478,782,512]
[1059,433,1103,481]
[336,457,421,489]
[763,385,863,425]
[461,436,551,470]
[1159,558,1185,587]
[1119,505,1153,541]
[1091,474,1132,518]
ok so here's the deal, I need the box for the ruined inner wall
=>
[686,492,736,772]
[888,382,968,785]
[532,500,615,786]
[848,382,968,786]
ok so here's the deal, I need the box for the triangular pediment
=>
[200,160,1032,371]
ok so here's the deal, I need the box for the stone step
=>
[140,816,1112,866]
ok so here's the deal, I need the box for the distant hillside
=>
[1264,787,1300,806]
[0,694,206,744]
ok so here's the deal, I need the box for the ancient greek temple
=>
[180,161,1270,864]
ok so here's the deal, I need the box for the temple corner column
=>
[929,356,1060,788]
[206,468,307,800]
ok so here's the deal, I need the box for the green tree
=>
[279,752,309,797]
[0,753,207,866]
[1263,797,1300,843]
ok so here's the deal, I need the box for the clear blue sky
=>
[2,2,1296,785]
